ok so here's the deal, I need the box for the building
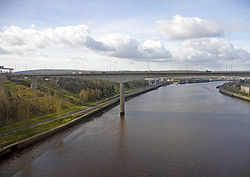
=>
[241,85,250,94]
[0,66,14,73]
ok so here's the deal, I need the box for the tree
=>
[0,88,11,123]
[53,92,62,119]
[80,89,89,104]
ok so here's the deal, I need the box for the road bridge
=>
[5,71,250,115]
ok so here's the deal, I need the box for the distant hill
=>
[15,69,94,75]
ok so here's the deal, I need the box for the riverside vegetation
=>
[0,77,148,148]
[221,80,250,97]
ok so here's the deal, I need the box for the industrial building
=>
[0,66,14,73]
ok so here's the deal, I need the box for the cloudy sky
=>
[0,0,250,71]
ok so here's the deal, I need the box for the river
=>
[1,81,250,177]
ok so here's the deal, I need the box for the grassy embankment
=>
[0,80,80,148]
[222,86,250,98]
[0,90,141,148]
[0,106,82,133]
[0,79,148,148]
[0,114,77,148]
[0,79,82,128]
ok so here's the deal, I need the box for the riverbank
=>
[219,87,250,102]
[0,85,162,158]
[3,81,250,177]
[0,87,148,135]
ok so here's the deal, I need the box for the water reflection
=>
[2,82,250,177]
[118,115,125,155]
[117,115,126,174]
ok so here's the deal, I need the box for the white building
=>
[0,66,14,73]
[241,85,250,94]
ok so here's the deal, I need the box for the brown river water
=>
[1,81,250,177]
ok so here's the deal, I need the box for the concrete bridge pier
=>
[120,82,125,116]
[31,76,38,89]
[55,77,60,88]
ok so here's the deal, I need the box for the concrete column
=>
[120,82,125,116]
[31,76,38,89]
[55,77,60,88]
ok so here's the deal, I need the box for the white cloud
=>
[155,15,224,40]
[97,34,171,60]
[0,46,9,54]
[0,25,90,54]
[31,24,36,28]
[0,25,171,61]
[170,38,250,69]
[1,24,249,70]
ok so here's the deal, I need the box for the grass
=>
[38,82,81,106]
[0,88,140,133]
[86,96,115,106]
[223,87,250,98]
[0,114,77,148]
[241,92,250,97]
[124,87,137,92]
[223,87,250,97]
[0,86,147,149]
[0,88,131,133]
[0,106,83,133]
[85,86,146,106]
